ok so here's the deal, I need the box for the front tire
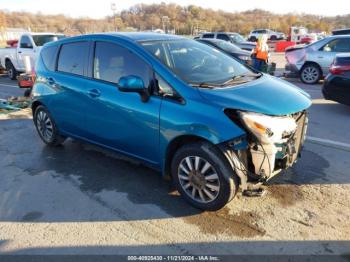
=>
[5,60,17,80]
[34,105,66,146]
[171,141,238,211]
[300,64,321,84]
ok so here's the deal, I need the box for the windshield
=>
[140,39,253,86]
[215,41,241,53]
[32,34,65,46]
[229,34,245,43]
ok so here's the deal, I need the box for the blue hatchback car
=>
[32,33,311,210]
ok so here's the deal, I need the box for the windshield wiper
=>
[223,72,262,85]
[190,82,222,89]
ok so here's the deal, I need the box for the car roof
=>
[326,35,350,39]
[47,32,189,45]
[336,52,350,57]
[202,32,240,35]
[198,38,224,43]
[43,32,186,48]
[29,32,65,36]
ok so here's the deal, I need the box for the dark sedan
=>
[323,53,350,106]
[196,38,252,64]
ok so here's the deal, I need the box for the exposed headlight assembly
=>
[239,111,297,144]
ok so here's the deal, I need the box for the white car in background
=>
[0,33,65,79]
[248,29,285,42]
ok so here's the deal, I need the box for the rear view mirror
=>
[118,75,149,102]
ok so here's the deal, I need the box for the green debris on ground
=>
[0,97,31,114]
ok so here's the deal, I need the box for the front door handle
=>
[18,51,22,54]
[87,89,101,98]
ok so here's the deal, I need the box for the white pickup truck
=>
[0,33,65,79]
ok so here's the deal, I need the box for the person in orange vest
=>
[252,34,269,72]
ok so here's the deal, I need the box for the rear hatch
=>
[285,45,306,65]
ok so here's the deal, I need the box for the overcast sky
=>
[1,0,349,18]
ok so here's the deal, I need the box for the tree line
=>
[0,3,349,36]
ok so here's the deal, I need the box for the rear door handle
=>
[18,51,22,54]
[87,89,101,98]
[47,77,55,85]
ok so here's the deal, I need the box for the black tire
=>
[171,141,238,211]
[24,88,32,97]
[300,64,321,84]
[270,35,277,41]
[34,105,66,146]
[5,60,17,80]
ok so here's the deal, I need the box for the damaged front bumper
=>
[221,111,308,191]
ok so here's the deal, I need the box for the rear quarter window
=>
[40,45,59,71]
[57,42,90,76]
[336,56,350,65]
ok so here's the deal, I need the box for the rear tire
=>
[171,141,238,211]
[34,105,66,147]
[300,64,321,84]
[5,60,17,80]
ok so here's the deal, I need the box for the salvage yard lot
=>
[0,66,350,255]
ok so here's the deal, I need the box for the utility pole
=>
[111,3,117,31]
[162,16,169,34]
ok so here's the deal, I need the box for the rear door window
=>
[93,41,151,87]
[57,42,90,76]
[202,34,214,39]
[217,34,230,41]
[41,45,59,71]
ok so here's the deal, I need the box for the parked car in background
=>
[332,28,350,35]
[196,38,252,64]
[31,33,311,210]
[199,32,256,51]
[322,53,350,106]
[0,33,65,80]
[248,29,285,42]
[285,35,350,84]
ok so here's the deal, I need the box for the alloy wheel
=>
[7,67,14,79]
[177,156,220,203]
[301,66,320,84]
[36,110,54,142]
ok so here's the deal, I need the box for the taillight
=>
[330,63,350,75]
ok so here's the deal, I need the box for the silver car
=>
[285,35,350,84]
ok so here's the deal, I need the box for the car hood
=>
[239,41,256,46]
[233,49,251,56]
[198,74,311,116]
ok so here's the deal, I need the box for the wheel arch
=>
[31,100,44,117]
[162,135,213,180]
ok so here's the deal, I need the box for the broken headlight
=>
[239,111,297,144]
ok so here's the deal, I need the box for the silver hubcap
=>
[8,68,13,79]
[36,111,53,142]
[178,156,220,203]
[302,66,319,83]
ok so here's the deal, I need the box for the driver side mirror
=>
[118,75,149,102]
